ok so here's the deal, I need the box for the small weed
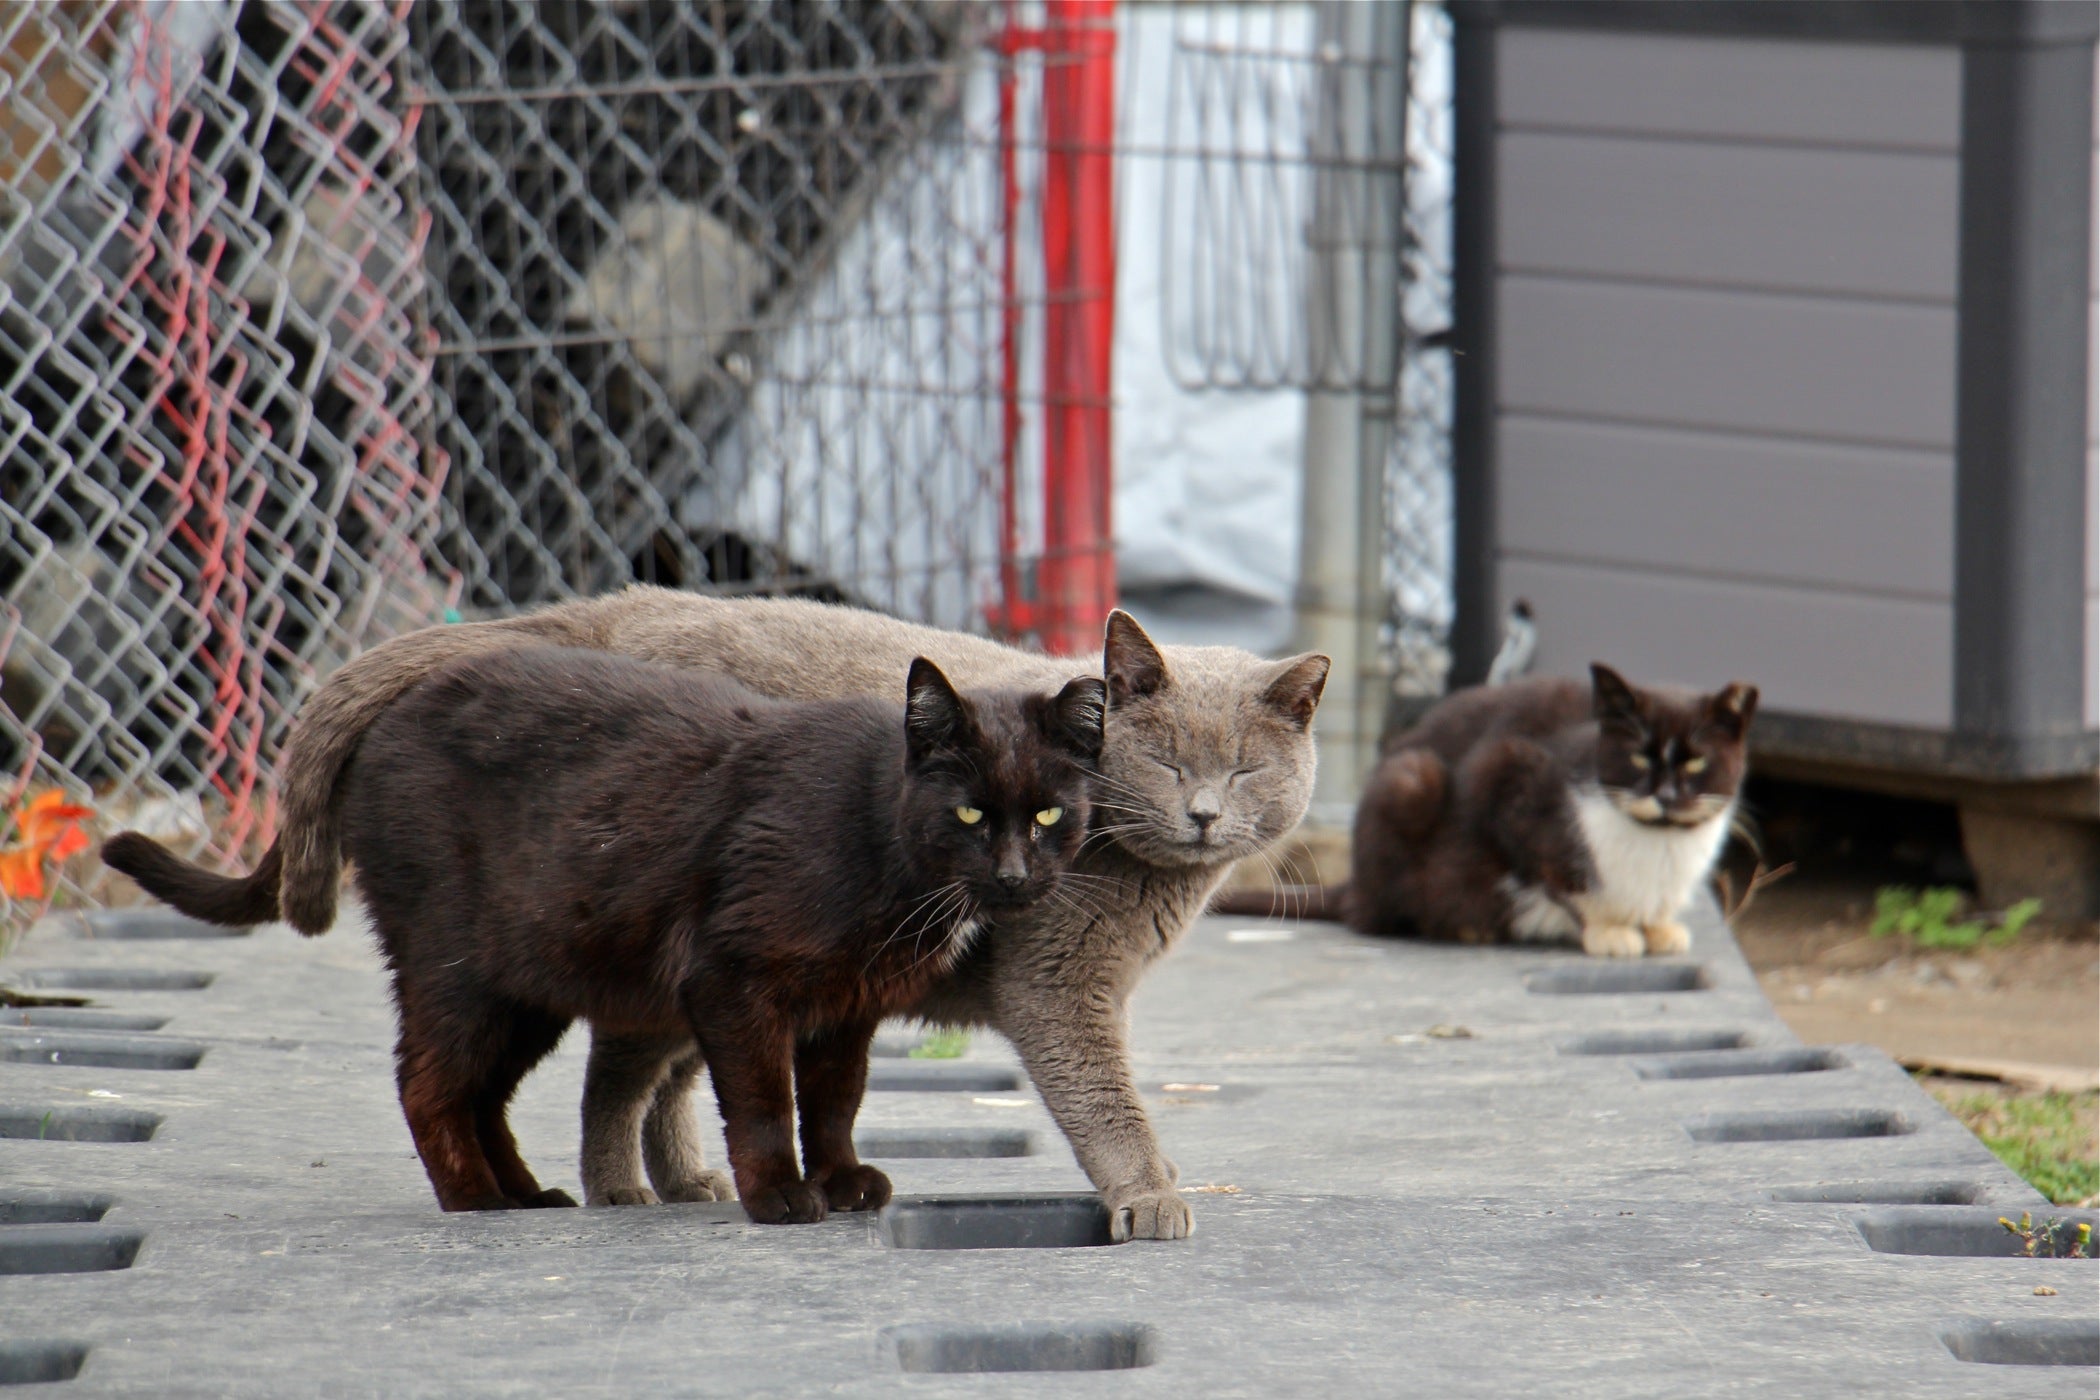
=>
[907,1028,970,1060]
[1871,886,2042,949]
[1997,1212,2093,1259]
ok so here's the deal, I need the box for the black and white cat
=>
[1221,663,1757,957]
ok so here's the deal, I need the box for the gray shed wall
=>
[1490,27,1963,728]
[2090,41,2099,728]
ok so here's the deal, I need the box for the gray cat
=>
[268,589,1328,1240]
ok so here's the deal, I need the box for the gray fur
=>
[273,586,1327,1240]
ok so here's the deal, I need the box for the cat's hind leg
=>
[472,1007,576,1208]
[1460,736,1596,944]
[642,1044,735,1203]
[1348,749,1446,937]
[393,997,523,1212]
[581,1031,678,1206]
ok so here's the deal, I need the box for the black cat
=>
[106,646,1104,1221]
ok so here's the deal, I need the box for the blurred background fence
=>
[0,0,1451,929]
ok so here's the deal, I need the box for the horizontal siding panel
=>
[1498,131,1957,302]
[1498,557,1953,728]
[2089,594,2099,729]
[1500,275,1956,450]
[1498,414,1952,599]
[1498,28,1961,152]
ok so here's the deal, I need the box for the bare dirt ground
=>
[1732,872,2098,1087]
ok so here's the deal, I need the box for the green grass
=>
[1923,1080,2100,1205]
[907,1028,970,1060]
[1872,886,2042,950]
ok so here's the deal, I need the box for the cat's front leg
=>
[793,1020,891,1213]
[687,1001,827,1224]
[996,974,1189,1242]
[1579,922,1646,958]
[1641,919,1691,955]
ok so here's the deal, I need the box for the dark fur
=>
[99,836,283,927]
[107,646,1104,1221]
[1217,665,1755,942]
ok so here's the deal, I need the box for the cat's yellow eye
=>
[1630,754,1651,770]
[1682,757,1708,775]
[1035,807,1063,827]
[955,806,984,825]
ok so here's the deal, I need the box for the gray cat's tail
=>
[273,611,589,934]
[1209,883,1348,924]
[102,834,283,928]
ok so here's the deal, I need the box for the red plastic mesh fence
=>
[0,0,444,927]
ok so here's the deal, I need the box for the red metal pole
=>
[1037,0,1116,656]
[992,0,1028,642]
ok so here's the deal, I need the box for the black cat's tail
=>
[1209,882,1349,924]
[101,834,283,928]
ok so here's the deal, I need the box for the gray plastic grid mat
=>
[1,899,2094,1396]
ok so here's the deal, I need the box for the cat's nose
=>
[1189,810,1217,833]
[995,848,1029,891]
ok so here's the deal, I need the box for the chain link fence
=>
[0,0,1452,934]
[0,0,443,925]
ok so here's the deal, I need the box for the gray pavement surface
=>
[2,897,2096,1396]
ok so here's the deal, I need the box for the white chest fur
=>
[1569,789,1732,927]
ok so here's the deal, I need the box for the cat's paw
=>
[741,1180,829,1225]
[1642,919,1691,956]
[1107,1186,1193,1242]
[656,1170,735,1204]
[820,1164,893,1213]
[1581,923,1646,958]
[446,1194,525,1212]
[521,1187,579,1209]
[587,1186,660,1207]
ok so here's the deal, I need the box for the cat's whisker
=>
[1079,818,1154,844]
[1085,777,1156,806]
[865,881,967,979]
[1042,884,1102,930]
[900,894,978,981]
[1252,848,1306,919]
[1053,870,1123,890]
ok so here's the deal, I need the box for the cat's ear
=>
[1595,667,1646,730]
[1707,682,1759,738]
[1103,609,1170,706]
[904,657,968,761]
[1589,662,1643,733]
[1045,676,1108,761]
[1262,653,1330,731]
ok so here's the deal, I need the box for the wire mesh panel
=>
[0,0,1454,932]
[1388,1,1456,697]
[405,0,1011,625]
[0,0,442,928]
[1134,1,1455,692]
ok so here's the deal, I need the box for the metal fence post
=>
[1296,0,1406,823]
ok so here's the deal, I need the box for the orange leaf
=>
[0,846,46,900]
[14,791,94,850]
[49,824,91,863]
